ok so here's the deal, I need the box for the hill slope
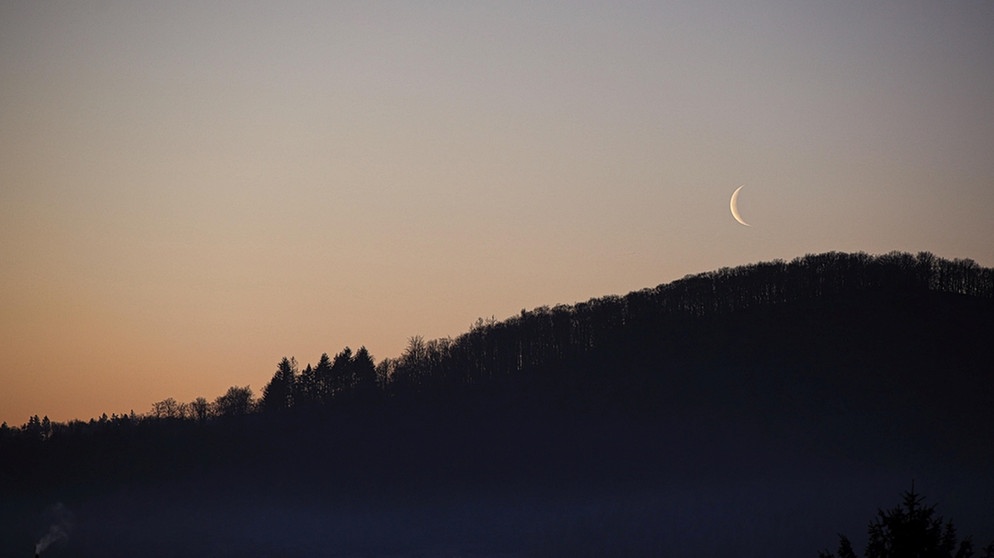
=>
[2,250,992,557]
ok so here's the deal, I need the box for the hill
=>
[2,250,992,557]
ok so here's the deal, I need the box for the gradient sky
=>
[2,1,993,425]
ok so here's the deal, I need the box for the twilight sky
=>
[2,1,993,425]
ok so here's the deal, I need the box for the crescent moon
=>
[730,185,751,227]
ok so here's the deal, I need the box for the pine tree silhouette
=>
[820,484,994,558]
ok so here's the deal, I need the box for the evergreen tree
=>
[327,347,354,402]
[820,487,993,558]
[25,415,42,440]
[352,346,378,400]
[312,352,334,404]
[261,357,297,412]
[40,415,52,440]
[295,363,318,408]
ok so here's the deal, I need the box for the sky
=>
[2,1,993,425]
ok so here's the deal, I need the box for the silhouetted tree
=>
[311,352,334,404]
[40,415,52,440]
[261,357,297,412]
[391,336,429,392]
[151,397,183,419]
[190,397,211,422]
[328,347,355,401]
[375,357,395,391]
[820,487,994,558]
[25,415,42,441]
[295,363,317,407]
[352,346,378,401]
[213,385,255,417]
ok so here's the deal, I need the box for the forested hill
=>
[378,250,992,396]
[3,251,993,556]
[3,249,992,456]
[4,250,993,431]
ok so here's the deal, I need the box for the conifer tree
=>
[261,357,297,412]
[820,486,994,558]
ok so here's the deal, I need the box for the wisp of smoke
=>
[35,502,73,554]
[35,525,68,553]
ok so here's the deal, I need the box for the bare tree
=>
[213,386,255,417]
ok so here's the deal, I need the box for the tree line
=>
[2,250,991,440]
[375,250,993,396]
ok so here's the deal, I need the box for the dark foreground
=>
[3,400,993,557]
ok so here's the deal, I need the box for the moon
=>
[730,185,751,227]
